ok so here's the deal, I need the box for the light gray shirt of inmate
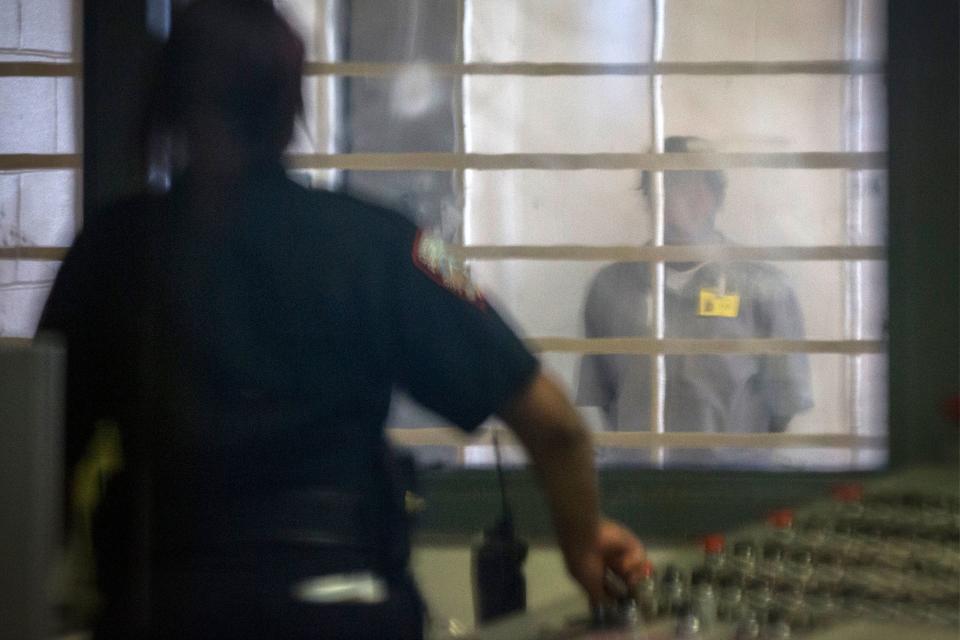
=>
[576,259,814,466]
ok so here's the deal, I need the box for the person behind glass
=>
[38,1,645,638]
[577,136,813,467]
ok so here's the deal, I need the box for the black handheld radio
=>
[471,430,528,624]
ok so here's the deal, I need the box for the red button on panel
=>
[701,533,726,554]
[831,483,864,503]
[767,509,794,529]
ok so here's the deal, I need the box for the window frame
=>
[4,0,955,539]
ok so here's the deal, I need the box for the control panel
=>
[458,473,959,640]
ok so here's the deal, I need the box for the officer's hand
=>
[564,518,646,604]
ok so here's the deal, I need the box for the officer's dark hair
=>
[639,136,728,204]
[145,0,305,159]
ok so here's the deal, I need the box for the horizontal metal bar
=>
[527,337,886,355]
[304,60,885,77]
[0,62,81,77]
[1,245,886,266]
[387,427,885,450]
[0,245,886,262]
[1,332,883,358]
[0,48,73,60]
[0,154,81,170]
[0,247,68,261]
[0,153,884,174]
[455,245,885,262]
[286,152,885,171]
[0,60,884,80]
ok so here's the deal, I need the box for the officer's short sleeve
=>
[759,281,814,425]
[392,230,539,432]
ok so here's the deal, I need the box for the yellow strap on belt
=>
[63,419,124,625]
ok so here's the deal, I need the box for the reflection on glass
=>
[346,76,457,153]
[466,76,651,154]
[467,0,652,63]
[664,76,855,153]
[663,0,850,62]
[346,0,458,63]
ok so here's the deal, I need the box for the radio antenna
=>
[493,428,512,524]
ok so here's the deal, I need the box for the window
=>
[0,0,81,340]
[9,1,887,472]
[281,0,888,470]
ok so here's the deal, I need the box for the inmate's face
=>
[659,172,720,245]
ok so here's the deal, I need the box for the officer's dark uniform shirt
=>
[39,164,538,629]
[577,255,813,466]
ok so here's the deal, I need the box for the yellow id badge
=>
[698,288,741,318]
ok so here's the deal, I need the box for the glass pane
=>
[852,352,888,441]
[0,171,77,247]
[466,170,649,246]
[444,350,888,471]
[282,1,461,63]
[662,76,885,153]
[852,170,888,246]
[854,260,887,340]
[466,76,652,153]
[463,75,885,153]
[465,1,885,64]
[0,0,76,62]
[20,170,78,246]
[289,76,340,155]
[575,353,881,469]
[346,75,457,153]
[467,0,653,63]
[0,282,51,337]
[663,0,847,62]
[55,77,79,153]
[466,169,887,247]
[10,259,60,284]
[0,78,79,153]
[346,0,458,63]
[0,173,16,245]
[847,74,888,152]
[659,353,830,434]
[471,260,885,341]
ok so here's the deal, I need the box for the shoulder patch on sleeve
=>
[412,230,486,308]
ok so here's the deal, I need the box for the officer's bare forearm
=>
[498,372,601,560]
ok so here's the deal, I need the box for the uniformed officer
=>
[39,2,645,638]
[577,136,814,467]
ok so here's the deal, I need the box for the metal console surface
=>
[452,467,959,640]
